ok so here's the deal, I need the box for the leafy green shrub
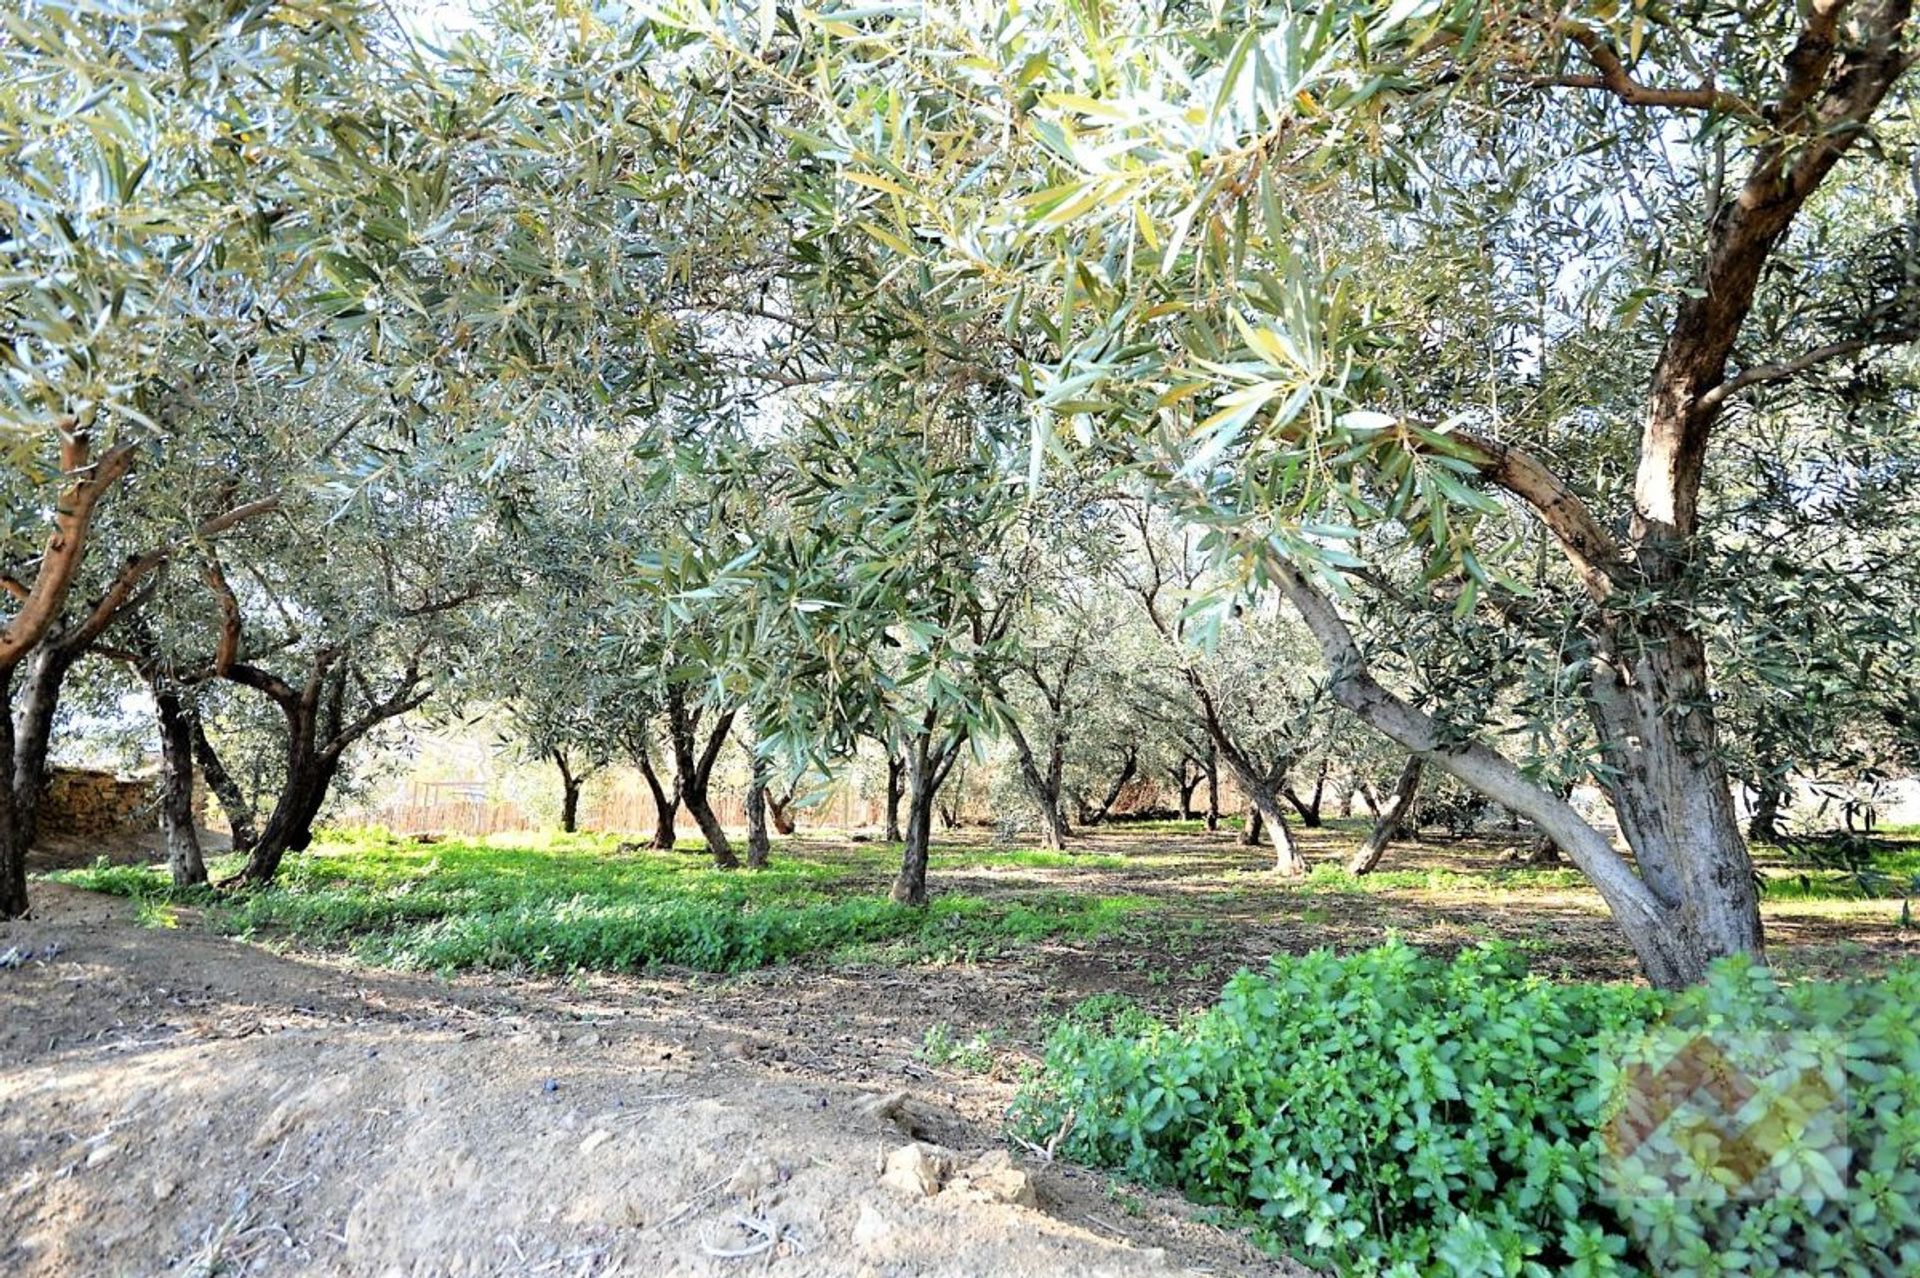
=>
[1011,942,1920,1277]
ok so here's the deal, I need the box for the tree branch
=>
[1638,0,1912,548]
[1700,328,1918,408]
[204,555,242,676]
[1266,553,1670,929]
[0,431,136,671]
[222,661,301,707]
[1547,21,1761,119]
[60,495,282,657]
[1445,427,1625,602]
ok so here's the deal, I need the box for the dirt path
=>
[1,885,1294,1277]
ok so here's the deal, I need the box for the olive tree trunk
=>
[631,734,679,850]
[883,751,905,843]
[552,749,585,834]
[665,689,737,869]
[152,683,209,887]
[1272,9,1918,986]
[1006,718,1070,850]
[1204,741,1220,831]
[1349,756,1422,875]
[1079,744,1139,828]
[744,753,771,869]
[890,722,965,906]
[224,652,429,887]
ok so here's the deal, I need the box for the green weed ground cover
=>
[48,828,1154,974]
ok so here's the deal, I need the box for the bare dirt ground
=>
[0,883,1296,1278]
[6,821,1912,1277]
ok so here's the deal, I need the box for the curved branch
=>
[60,495,282,657]
[1444,428,1625,602]
[1266,554,1670,933]
[1700,328,1918,409]
[0,432,136,671]
[1638,1,1913,547]
[221,661,300,708]
[1552,21,1761,119]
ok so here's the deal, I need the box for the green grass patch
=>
[930,846,1132,872]
[46,828,1154,975]
[1114,816,1252,834]
[1293,863,1589,895]
[1753,840,1920,901]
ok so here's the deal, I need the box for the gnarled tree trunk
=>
[1080,744,1138,827]
[1349,756,1422,875]
[744,753,771,869]
[883,751,905,843]
[151,682,208,888]
[1007,719,1070,850]
[665,688,737,869]
[224,650,430,888]
[0,646,80,916]
[890,719,965,906]
[631,733,679,850]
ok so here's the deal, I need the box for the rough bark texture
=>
[891,737,936,906]
[890,719,964,906]
[193,717,257,854]
[1349,756,1423,875]
[0,647,78,917]
[666,689,737,870]
[631,734,679,850]
[1273,559,1732,989]
[0,668,27,920]
[152,683,209,887]
[745,754,771,869]
[883,752,905,844]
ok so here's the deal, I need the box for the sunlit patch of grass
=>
[1753,842,1920,901]
[1290,864,1589,895]
[46,828,1155,975]
[931,846,1132,872]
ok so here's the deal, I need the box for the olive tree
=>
[672,0,1920,986]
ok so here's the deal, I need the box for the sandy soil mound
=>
[1,885,1295,1277]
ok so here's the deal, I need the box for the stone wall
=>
[40,768,159,838]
